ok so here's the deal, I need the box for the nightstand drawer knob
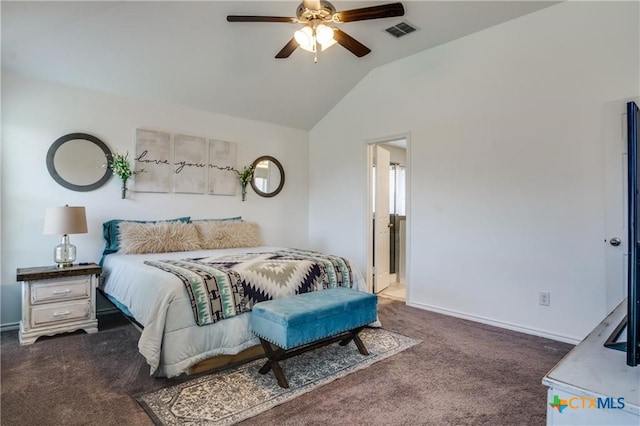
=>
[52,289,71,295]
[53,310,71,317]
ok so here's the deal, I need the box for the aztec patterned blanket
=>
[144,248,354,326]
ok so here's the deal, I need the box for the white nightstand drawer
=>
[30,278,91,304]
[30,299,91,327]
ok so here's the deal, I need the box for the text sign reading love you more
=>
[134,129,237,195]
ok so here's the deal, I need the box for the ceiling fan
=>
[227,1,405,61]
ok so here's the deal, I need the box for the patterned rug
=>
[137,328,420,425]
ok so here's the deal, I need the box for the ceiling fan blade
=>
[275,38,299,59]
[227,15,297,23]
[302,0,322,10]
[334,2,405,23]
[333,29,371,57]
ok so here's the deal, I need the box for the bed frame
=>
[188,345,264,375]
[101,289,265,375]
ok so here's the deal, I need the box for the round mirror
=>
[250,155,285,198]
[46,133,113,192]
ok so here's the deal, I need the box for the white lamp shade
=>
[320,38,337,51]
[315,25,334,44]
[294,26,314,52]
[43,206,88,235]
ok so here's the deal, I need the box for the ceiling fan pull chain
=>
[314,39,318,63]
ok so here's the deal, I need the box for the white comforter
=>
[100,247,368,377]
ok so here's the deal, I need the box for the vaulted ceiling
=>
[2,1,558,130]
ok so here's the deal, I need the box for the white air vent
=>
[385,21,419,38]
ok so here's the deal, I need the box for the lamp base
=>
[54,234,76,268]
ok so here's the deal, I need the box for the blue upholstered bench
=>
[250,287,378,388]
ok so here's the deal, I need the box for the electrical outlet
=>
[539,291,551,306]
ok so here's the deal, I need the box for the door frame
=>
[365,132,411,299]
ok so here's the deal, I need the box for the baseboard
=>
[0,322,19,332]
[406,300,581,345]
[3,303,578,344]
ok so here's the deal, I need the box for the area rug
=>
[137,328,420,425]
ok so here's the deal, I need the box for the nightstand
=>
[17,263,101,345]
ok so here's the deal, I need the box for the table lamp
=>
[43,205,88,268]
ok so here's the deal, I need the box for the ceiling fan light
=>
[294,26,314,51]
[315,24,334,44]
[320,38,337,51]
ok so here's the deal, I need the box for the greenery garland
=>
[236,165,254,186]
[109,151,143,181]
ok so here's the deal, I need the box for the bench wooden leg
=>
[258,338,290,388]
[258,328,370,389]
[352,333,369,355]
[339,327,369,355]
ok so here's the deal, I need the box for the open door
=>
[604,97,640,312]
[374,145,391,293]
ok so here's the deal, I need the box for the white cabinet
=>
[542,301,639,425]
[17,264,101,345]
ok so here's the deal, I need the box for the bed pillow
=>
[102,216,190,257]
[195,221,262,249]
[118,221,201,254]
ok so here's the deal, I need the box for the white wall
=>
[309,2,640,342]
[1,73,309,326]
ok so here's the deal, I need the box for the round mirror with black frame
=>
[46,133,113,192]
[250,155,285,198]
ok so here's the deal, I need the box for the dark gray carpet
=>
[0,299,572,425]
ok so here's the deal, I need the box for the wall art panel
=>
[208,140,237,196]
[174,134,206,194]
[134,129,172,193]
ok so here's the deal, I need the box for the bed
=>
[99,243,370,378]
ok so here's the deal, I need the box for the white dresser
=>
[17,263,101,345]
[542,301,639,425]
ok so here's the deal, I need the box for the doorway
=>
[367,137,408,302]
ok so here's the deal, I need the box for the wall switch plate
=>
[539,291,551,306]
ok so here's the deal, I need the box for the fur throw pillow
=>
[118,221,201,254]
[195,221,262,249]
